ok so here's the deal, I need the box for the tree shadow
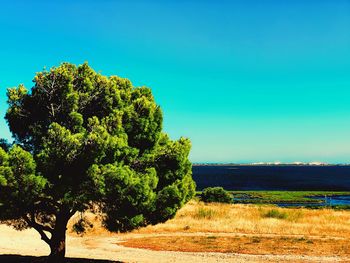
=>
[0,254,122,263]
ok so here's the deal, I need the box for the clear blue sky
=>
[0,1,350,163]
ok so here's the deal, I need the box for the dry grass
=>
[68,212,110,236]
[134,201,350,238]
[67,201,350,257]
[122,235,350,256]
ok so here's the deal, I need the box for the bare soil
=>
[0,225,349,262]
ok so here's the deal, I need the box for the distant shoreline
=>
[192,163,350,166]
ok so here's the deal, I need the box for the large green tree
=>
[0,63,195,262]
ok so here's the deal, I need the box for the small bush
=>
[200,187,232,203]
[263,209,288,219]
[72,217,94,234]
[183,225,190,230]
[252,237,261,243]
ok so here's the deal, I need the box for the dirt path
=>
[0,225,348,263]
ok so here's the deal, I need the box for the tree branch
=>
[25,214,52,245]
[36,197,60,211]
[50,103,55,117]
[69,209,77,218]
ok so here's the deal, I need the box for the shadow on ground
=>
[0,255,122,263]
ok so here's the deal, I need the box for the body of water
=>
[192,165,350,191]
[272,196,350,207]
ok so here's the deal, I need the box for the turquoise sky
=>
[1,1,350,163]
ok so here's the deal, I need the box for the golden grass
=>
[67,201,350,256]
[134,201,350,238]
[68,212,110,236]
[122,235,350,256]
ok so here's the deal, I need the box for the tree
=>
[0,62,195,262]
[200,187,232,203]
[0,138,11,151]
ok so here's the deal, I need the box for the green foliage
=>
[0,62,195,254]
[0,146,47,221]
[263,209,288,219]
[200,187,232,203]
[231,191,350,208]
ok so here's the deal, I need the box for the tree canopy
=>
[0,62,195,261]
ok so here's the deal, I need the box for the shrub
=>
[200,187,232,203]
[263,209,288,219]
[72,216,94,234]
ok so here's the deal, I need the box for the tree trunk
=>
[48,209,71,263]
[49,231,66,262]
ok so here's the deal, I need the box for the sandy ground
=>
[0,225,349,263]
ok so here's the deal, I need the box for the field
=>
[1,200,350,262]
[68,199,350,261]
[128,200,350,237]
[229,191,350,207]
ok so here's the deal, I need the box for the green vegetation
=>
[0,62,195,262]
[231,191,350,204]
[200,187,232,203]
[263,209,288,219]
[196,190,350,209]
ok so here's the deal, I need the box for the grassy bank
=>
[197,190,350,208]
[232,190,349,202]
